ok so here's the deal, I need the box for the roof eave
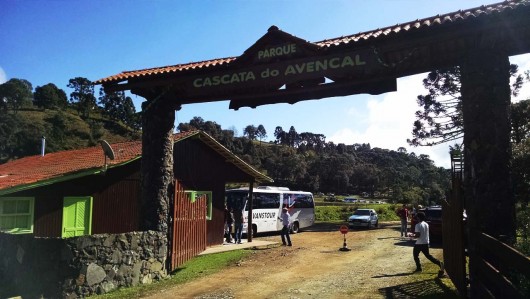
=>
[0,157,141,196]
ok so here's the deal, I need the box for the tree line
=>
[178,116,449,206]
[0,77,141,162]
[0,77,140,128]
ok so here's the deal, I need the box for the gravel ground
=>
[146,222,452,299]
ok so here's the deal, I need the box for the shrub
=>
[315,204,400,222]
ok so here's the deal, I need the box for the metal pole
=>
[247,181,254,242]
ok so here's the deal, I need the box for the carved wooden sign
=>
[181,27,388,99]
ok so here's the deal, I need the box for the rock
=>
[131,261,142,286]
[99,281,116,293]
[150,261,163,272]
[103,235,115,247]
[141,274,152,284]
[16,245,24,264]
[112,250,122,263]
[86,263,106,286]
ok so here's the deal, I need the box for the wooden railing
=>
[473,232,530,299]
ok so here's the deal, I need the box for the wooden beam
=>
[229,78,396,110]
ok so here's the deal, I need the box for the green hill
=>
[0,108,140,163]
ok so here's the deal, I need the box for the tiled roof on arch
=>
[315,0,529,47]
[0,130,272,195]
[94,0,529,86]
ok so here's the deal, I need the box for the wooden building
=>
[0,130,271,254]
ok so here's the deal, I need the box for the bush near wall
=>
[315,204,400,222]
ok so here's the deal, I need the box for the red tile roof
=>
[0,131,271,195]
[95,57,237,85]
[315,1,528,47]
[94,0,528,86]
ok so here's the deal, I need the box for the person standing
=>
[397,204,409,238]
[233,206,244,244]
[280,207,292,246]
[412,212,444,273]
[224,205,234,243]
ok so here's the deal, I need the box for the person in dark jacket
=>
[224,204,234,243]
[233,207,244,244]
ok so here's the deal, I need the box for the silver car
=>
[348,209,378,229]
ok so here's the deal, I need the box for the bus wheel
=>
[291,222,299,234]
[252,224,258,238]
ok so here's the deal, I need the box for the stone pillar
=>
[460,49,515,297]
[141,96,175,234]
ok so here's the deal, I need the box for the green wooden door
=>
[62,196,93,238]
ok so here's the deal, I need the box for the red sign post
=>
[339,225,351,251]
[340,225,349,234]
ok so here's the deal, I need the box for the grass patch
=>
[93,250,251,299]
[315,204,400,222]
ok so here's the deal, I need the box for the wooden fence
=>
[442,154,467,296]
[445,154,530,298]
[472,232,530,298]
[442,173,467,297]
[169,180,207,271]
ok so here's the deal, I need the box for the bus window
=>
[253,193,280,209]
[292,194,315,208]
[226,191,247,210]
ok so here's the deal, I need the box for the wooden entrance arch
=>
[97,1,530,296]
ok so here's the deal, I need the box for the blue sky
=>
[2,0,529,168]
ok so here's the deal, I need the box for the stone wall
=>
[0,231,168,298]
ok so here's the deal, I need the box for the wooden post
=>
[140,95,175,234]
[247,181,254,242]
[460,48,515,297]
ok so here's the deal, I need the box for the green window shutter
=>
[198,191,213,220]
[185,190,213,220]
[62,197,93,238]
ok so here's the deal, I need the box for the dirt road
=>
[147,222,451,299]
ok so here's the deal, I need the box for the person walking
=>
[233,206,244,244]
[397,204,409,238]
[280,207,292,246]
[412,212,444,273]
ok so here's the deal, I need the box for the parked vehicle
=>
[410,206,467,240]
[410,206,442,238]
[343,197,358,203]
[348,209,378,229]
[226,186,315,235]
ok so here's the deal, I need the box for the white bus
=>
[226,186,315,235]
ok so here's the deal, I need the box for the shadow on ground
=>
[378,278,461,299]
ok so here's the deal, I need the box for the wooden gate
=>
[169,180,207,271]
[442,154,468,297]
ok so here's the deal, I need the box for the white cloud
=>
[328,54,530,169]
[0,66,6,84]
[511,53,530,102]
[329,73,454,168]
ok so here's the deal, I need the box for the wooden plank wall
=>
[92,171,141,234]
[170,180,207,271]
[442,178,467,297]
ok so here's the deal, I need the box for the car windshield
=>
[354,210,370,216]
